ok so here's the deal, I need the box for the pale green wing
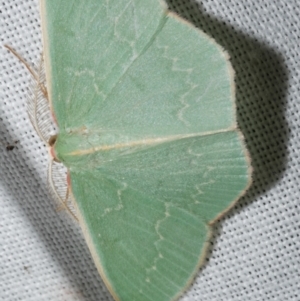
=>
[70,131,249,301]
[40,1,251,301]
[41,0,166,129]
[41,0,234,138]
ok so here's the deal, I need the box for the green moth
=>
[40,0,252,300]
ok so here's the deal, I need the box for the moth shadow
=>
[167,0,289,277]
[1,1,288,300]
[0,132,112,299]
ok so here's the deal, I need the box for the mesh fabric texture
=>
[0,0,299,300]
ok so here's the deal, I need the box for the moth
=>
[7,1,252,300]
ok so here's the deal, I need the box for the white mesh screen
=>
[0,1,299,300]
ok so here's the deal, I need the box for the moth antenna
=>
[27,79,48,144]
[4,45,48,98]
[48,159,78,221]
[4,45,55,144]
[56,186,70,212]
[4,45,73,221]
[27,53,55,144]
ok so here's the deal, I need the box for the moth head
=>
[48,134,60,163]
